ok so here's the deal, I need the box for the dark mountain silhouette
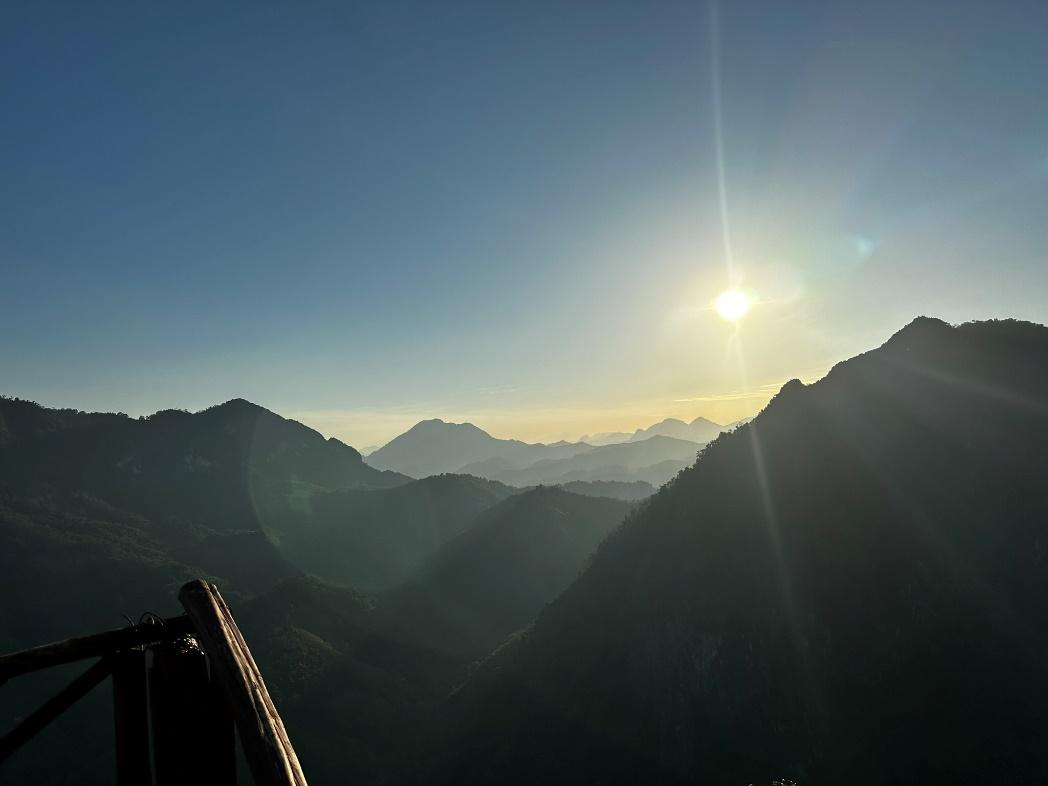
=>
[556,479,655,501]
[173,530,300,595]
[375,487,631,654]
[0,491,199,649]
[464,434,703,488]
[230,488,630,782]
[0,482,292,786]
[365,418,592,478]
[418,318,1048,785]
[0,395,638,785]
[233,576,473,786]
[0,397,409,533]
[11,318,1048,786]
[0,395,415,659]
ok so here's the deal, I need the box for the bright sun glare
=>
[715,290,753,322]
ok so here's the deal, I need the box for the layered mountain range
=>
[579,415,746,446]
[0,395,633,784]
[418,317,1048,785]
[365,414,741,490]
[4,317,1048,786]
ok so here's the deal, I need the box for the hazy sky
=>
[3,1,1048,447]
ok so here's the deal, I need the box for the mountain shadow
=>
[375,487,632,654]
[275,474,518,591]
[417,318,1048,786]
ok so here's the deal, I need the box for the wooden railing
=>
[0,579,307,785]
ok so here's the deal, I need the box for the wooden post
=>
[149,636,236,786]
[179,580,307,786]
[112,648,152,786]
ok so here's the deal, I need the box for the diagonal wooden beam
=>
[179,580,307,786]
[0,616,194,684]
[0,657,113,764]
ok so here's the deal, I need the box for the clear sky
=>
[3,1,1047,448]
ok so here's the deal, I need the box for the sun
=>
[714,289,753,322]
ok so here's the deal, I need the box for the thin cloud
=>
[673,368,831,404]
[673,390,772,403]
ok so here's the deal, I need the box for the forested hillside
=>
[418,318,1048,786]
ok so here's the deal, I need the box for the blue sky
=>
[3,1,1048,446]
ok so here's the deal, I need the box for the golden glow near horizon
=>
[714,289,753,322]
[293,390,776,450]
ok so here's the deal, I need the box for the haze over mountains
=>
[365,419,591,479]
[420,318,1048,785]
[5,0,1045,781]
[0,392,636,784]
[364,414,740,490]
[459,435,702,488]
[580,415,742,446]
[5,317,1048,785]
[276,474,516,591]
[375,486,631,654]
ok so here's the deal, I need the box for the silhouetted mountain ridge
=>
[0,396,409,534]
[556,479,655,501]
[420,317,1048,785]
[0,397,632,785]
[366,418,592,478]
[369,415,731,487]
[465,434,703,488]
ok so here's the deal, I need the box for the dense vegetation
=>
[5,317,1048,785]
[556,479,656,501]
[376,487,631,653]
[417,318,1048,785]
[275,474,517,590]
[0,396,631,784]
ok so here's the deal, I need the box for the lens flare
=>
[715,290,753,321]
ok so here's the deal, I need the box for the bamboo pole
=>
[0,616,194,684]
[178,580,307,786]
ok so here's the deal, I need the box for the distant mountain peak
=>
[689,415,723,427]
[368,419,590,479]
[412,418,489,434]
[898,314,952,333]
[628,416,725,444]
[432,317,1048,783]
[202,397,273,417]
[880,315,954,352]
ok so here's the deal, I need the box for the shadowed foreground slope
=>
[275,474,518,591]
[376,487,632,653]
[420,318,1048,785]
